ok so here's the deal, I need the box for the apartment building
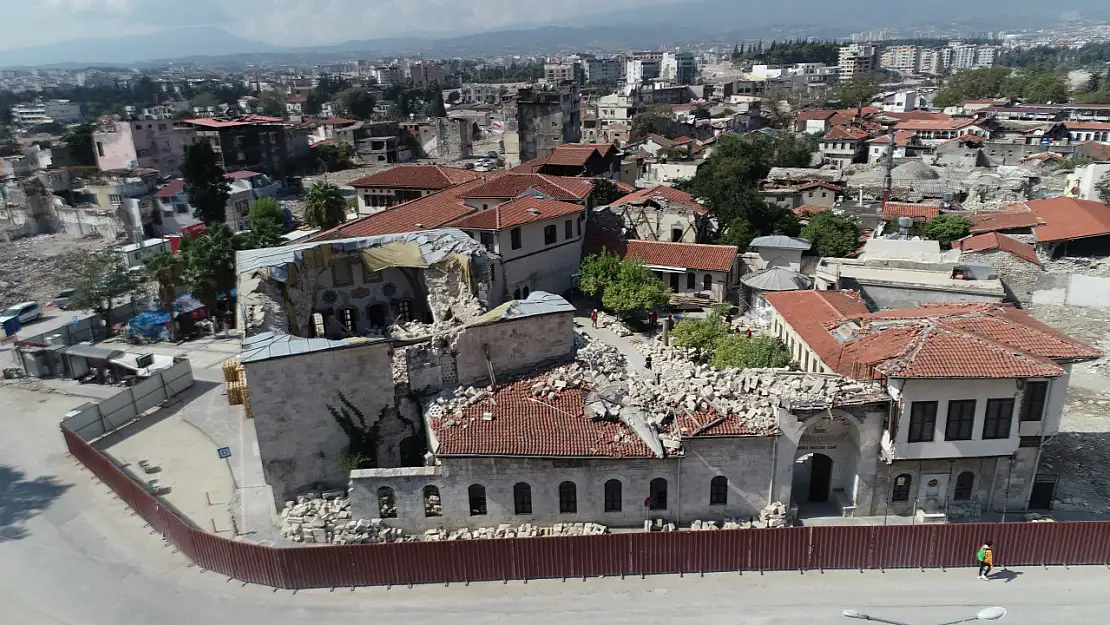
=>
[880,46,920,74]
[661,52,696,85]
[93,118,197,177]
[838,44,876,81]
[9,99,82,125]
[515,84,582,162]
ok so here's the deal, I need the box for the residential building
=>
[585,57,622,84]
[409,62,446,88]
[661,52,696,85]
[818,126,872,168]
[93,118,197,177]
[349,164,480,214]
[285,96,306,116]
[400,117,474,160]
[9,99,82,125]
[880,46,920,74]
[510,143,620,178]
[760,181,842,210]
[181,115,310,180]
[867,131,923,164]
[1064,162,1110,201]
[622,240,739,303]
[152,171,280,234]
[954,232,1043,305]
[838,44,876,81]
[971,197,1110,259]
[918,48,945,75]
[766,292,1099,516]
[372,66,403,87]
[515,85,582,162]
[595,93,638,145]
[894,118,989,145]
[117,238,172,268]
[606,185,711,243]
[1062,121,1110,144]
[625,53,663,84]
[71,168,160,239]
[544,62,583,84]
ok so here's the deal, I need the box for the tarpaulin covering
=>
[126,311,171,341]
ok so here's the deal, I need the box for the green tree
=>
[260,90,285,117]
[303,91,322,116]
[426,87,447,117]
[590,178,626,205]
[248,196,285,231]
[932,68,1010,108]
[181,141,231,225]
[339,88,376,120]
[800,211,861,258]
[630,106,674,140]
[711,335,792,369]
[181,224,237,320]
[191,91,221,109]
[923,214,973,249]
[145,252,184,339]
[56,249,146,335]
[61,122,96,166]
[671,316,730,351]
[577,249,622,298]
[600,259,670,315]
[831,73,882,116]
[1095,172,1110,205]
[304,181,348,229]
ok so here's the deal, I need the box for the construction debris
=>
[759,501,792,528]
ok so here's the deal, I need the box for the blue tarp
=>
[126,311,171,341]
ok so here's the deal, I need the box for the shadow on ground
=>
[0,465,71,541]
[89,379,222,451]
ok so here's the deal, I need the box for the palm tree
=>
[304,181,349,230]
[146,252,183,340]
[182,224,237,329]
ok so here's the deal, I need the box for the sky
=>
[2,0,678,51]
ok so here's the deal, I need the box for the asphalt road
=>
[3,384,1110,625]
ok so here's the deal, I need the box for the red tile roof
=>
[431,373,656,458]
[975,198,1110,243]
[797,181,842,193]
[621,240,737,272]
[183,115,285,128]
[882,111,951,122]
[313,178,486,240]
[447,197,583,230]
[226,170,262,180]
[955,232,1040,265]
[798,109,837,122]
[764,291,871,372]
[349,165,481,189]
[868,130,918,145]
[545,145,602,167]
[895,118,980,132]
[1063,121,1110,131]
[459,173,595,201]
[315,117,358,125]
[675,409,777,438]
[155,179,185,198]
[823,125,872,140]
[861,325,1065,379]
[611,185,706,213]
[882,202,941,222]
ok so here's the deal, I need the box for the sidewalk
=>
[572,310,653,380]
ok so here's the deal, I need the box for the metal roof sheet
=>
[240,332,389,364]
[748,235,812,251]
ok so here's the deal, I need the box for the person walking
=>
[977,541,994,580]
[644,355,653,370]
[745,327,753,339]
[591,308,598,329]
[649,311,657,331]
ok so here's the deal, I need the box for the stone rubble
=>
[280,494,608,543]
[594,310,633,337]
[759,501,793,528]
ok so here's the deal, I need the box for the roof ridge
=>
[935,323,1062,372]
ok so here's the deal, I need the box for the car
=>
[1,301,43,326]
[463,162,475,170]
[486,150,498,158]
[53,288,77,310]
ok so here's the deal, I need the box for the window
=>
[175,203,189,214]
[544,224,557,245]
[908,401,937,443]
[158,123,167,131]
[954,472,975,501]
[468,484,487,515]
[565,219,573,240]
[513,482,532,514]
[377,487,397,518]
[983,398,1015,440]
[363,267,382,283]
[396,300,411,323]
[604,479,622,512]
[108,194,122,206]
[337,307,357,333]
[703,274,712,291]
[671,227,683,242]
[96,142,104,157]
[311,311,327,337]
[558,481,577,513]
[331,258,354,286]
[892,474,912,502]
[511,227,522,250]
[945,400,976,441]
[479,231,495,252]
[422,485,443,516]
[648,478,667,510]
[235,200,249,216]
[709,476,728,506]
[686,272,695,289]
[1020,381,1049,422]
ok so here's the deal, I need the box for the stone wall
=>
[841,278,1003,309]
[872,452,1035,517]
[246,341,401,504]
[960,249,1042,306]
[348,436,775,533]
[454,312,576,387]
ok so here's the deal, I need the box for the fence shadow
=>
[0,464,72,541]
[91,379,221,450]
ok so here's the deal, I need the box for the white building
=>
[9,99,82,125]
[838,45,876,81]
[660,52,696,85]
[880,46,920,74]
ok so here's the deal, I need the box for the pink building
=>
[93,118,196,177]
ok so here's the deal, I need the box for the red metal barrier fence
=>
[62,426,1110,590]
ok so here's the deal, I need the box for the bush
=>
[670,316,730,351]
[711,335,793,369]
[923,214,972,250]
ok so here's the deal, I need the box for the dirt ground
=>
[1027,304,1110,515]
[0,232,110,309]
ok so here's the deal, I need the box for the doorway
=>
[1029,475,1058,510]
[669,273,680,291]
[808,453,832,503]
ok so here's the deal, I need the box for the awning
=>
[62,344,126,361]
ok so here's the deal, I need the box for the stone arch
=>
[377,486,397,518]
[423,484,442,517]
[558,480,578,514]
[790,410,868,510]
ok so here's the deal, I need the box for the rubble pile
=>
[1044,255,1110,277]
[594,310,632,337]
[687,518,758,530]
[423,522,608,541]
[759,501,792,528]
[0,233,107,308]
[280,493,410,544]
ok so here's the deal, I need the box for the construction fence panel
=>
[60,403,106,441]
[447,538,515,583]
[160,360,195,396]
[572,533,631,578]
[1044,522,1110,566]
[284,546,358,589]
[748,526,810,572]
[630,531,688,576]
[927,523,985,569]
[514,535,582,582]
[682,530,749,574]
[392,541,457,586]
[809,526,874,571]
[347,542,402,587]
[872,524,933,569]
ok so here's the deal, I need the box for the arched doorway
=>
[808,453,832,503]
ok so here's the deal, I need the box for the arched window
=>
[513,482,532,514]
[522,286,530,298]
[310,310,328,337]
[954,472,975,501]
[703,273,713,291]
[709,476,728,506]
[558,481,577,514]
[604,479,622,512]
[377,486,397,518]
[423,485,442,517]
[649,478,668,510]
[513,288,521,299]
[892,474,912,502]
[468,484,487,515]
[366,304,386,328]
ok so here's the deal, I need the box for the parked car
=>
[1,301,43,325]
[53,288,77,310]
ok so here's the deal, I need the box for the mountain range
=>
[2,0,1110,67]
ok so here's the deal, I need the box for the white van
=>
[1,301,43,326]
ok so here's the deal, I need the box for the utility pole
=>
[882,127,895,207]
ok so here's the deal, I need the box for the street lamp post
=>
[842,606,1007,625]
